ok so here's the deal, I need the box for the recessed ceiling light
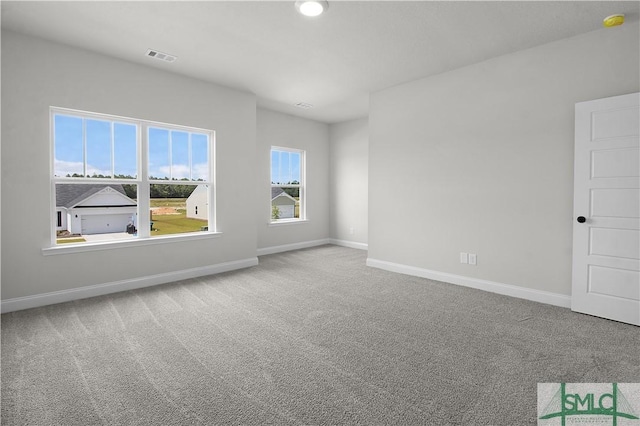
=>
[295,1,328,17]
[603,14,624,28]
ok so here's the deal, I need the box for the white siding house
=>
[56,184,137,235]
[271,187,297,219]
[185,185,209,220]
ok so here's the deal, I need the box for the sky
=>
[271,149,301,185]
[54,114,209,180]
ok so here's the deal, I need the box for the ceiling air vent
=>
[146,49,177,63]
[295,102,313,109]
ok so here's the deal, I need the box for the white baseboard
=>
[366,257,571,308]
[1,257,258,314]
[257,239,331,256]
[329,239,368,251]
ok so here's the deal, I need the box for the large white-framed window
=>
[270,146,305,223]
[50,107,215,248]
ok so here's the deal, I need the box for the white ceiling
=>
[1,1,638,123]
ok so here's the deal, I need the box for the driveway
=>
[83,232,136,242]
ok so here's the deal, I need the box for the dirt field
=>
[151,207,182,215]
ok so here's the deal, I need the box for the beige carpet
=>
[2,245,639,425]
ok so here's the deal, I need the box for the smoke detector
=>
[146,49,177,63]
[603,14,624,28]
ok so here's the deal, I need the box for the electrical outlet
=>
[460,252,468,264]
[349,227,355,235]
[468,253,477,265]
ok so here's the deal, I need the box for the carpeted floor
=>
[1,245,639,425]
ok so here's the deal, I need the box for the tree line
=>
[65,173,200,199]
[272,181,300,198]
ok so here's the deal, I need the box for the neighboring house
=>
[56,184,137,235]
[271,187,297,219]
[185,185,209,220]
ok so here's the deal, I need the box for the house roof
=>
[271,187,297,202]
[186,184,208,200]
[56,184,129,208]
[271,187,285,199]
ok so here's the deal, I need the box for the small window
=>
[270,147,305,222]
[51,107,215,246]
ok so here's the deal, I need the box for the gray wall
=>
[369,23,640,296]
[1,31,257,300]
[329,118,368,245]
[256,108,330,249]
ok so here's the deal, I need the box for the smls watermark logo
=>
[538,383,640,426]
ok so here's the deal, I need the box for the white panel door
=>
[572,92,640,325]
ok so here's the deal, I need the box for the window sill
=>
[268,219,309,227]
[42,231,222,256]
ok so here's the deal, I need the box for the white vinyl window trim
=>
[270,146,305,224]
[46,107,217,253]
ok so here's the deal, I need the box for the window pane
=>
[55,182,138,244]
[171,130,189,180]
[289,152,301,184]
[191,133,209,181]
[51,110,214,244]
[271,150,301,184]
[148,127,169,180]
[150,184,208,236]
[86,119,112,178]
[271,186,300,219]
[114,123,137,179]
[54,115,83,177]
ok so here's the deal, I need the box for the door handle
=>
[577,216,586,223]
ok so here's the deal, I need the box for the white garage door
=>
[277,205,295,218]
[81,214,132,235]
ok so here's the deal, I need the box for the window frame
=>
[48,106,217,250]
[270,146,306,224]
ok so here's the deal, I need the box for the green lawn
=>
[151,212,207,236]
